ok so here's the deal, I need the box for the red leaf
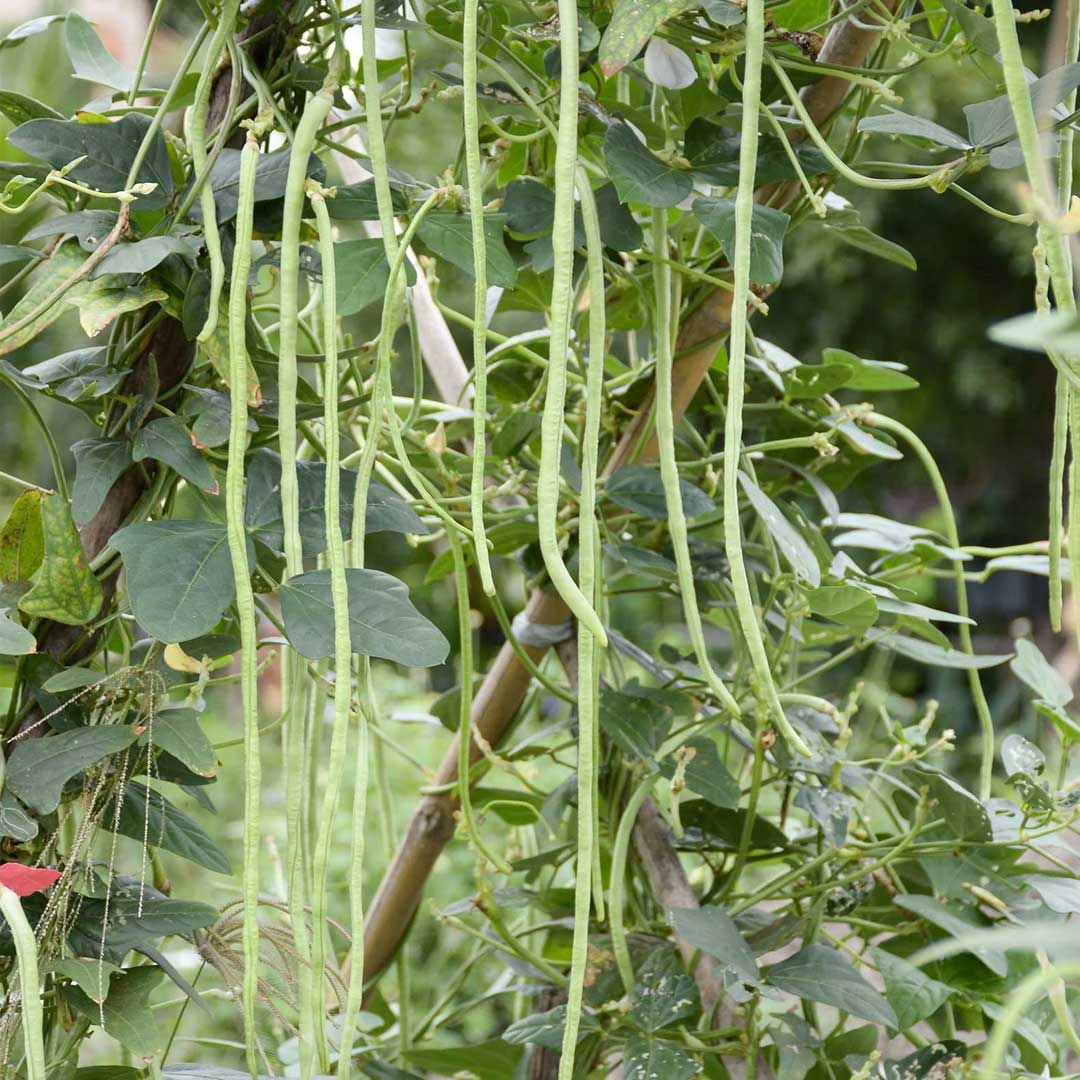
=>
[0,863,62,897]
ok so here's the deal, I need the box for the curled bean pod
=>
[224,126,263,1077]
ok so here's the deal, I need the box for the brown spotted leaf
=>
[599,0,700,77]
[17,493,102,626]
[0,488,45,585]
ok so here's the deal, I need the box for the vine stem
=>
[537,0,607,648]
[868,413,995,799]
[223,129,262,1078]
[0,887,45,1080]
[724,1,810,757]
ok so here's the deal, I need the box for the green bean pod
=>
[224,127,262,1077]
[188,0,239,342]
[0,887,45,1080]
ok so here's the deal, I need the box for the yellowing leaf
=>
[0,488,45,584]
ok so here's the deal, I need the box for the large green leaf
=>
[0,90,63,126]
[599,688,672,765]
[132,417,217,494]
[112,520,249,643]
[693,197,790,286]
[4,724,138,814]
[858,107,970,151]
[403,1040,521,1080]
[599,0,699,76]
[0,612,36,656]
[71,275,167,338]
[893,894,1007,976]
[0,242,85,355]
[623,1036,700,1080]
[191,146,323,224]
[8,113,172,209]
[22,346,123,401]
[334,239,396,317]
[870,947,952,1030]
[24,210,120,249]
[0,15,68,50]
[417,212,518,289]
[244,448,426,557]
[67,896,218,962]
[71,439,134,525]
[904,765,991,842]
[65,12,135,91]
[964,63,1080,148]
[63,966,163,1059]
[325,178,407,220]
[668,906,758,982]
[0,489,45,584]
[18,494,102,626]
[767,943,897,1025]
[91,236,199,279]
[54,957,122,1005]
[876,634,1012,670]
[605,464,714,519]
[280,568,449,666]
[603,122,693,208]
[660,737,739,808]
[104,781,232,874]
[806,584,879,631]
[1010,638,1072,708]
[502,1005,600,1049]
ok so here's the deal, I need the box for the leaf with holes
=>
[629,949,700,1031]
[18,495,102,625]
[4,724,137,815]
[623,1036,700,1080]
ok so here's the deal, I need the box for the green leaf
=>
[0,242,85,355]
[604,122,693,208]
[822,348,919,390]
[65,12,135,91]
[417,212,518,289]
[1010,638,1072,708]
[739,472,820,586]
[0,790,38,841]
[693,197,790,286]
[595,181,643,250]
[91,237,199,279]
[192,147,322,224]
[988,309,1080,354]
[685,120,831,186]
[807,584,879,631]
[5,724,137,814]
[599,687,672,764]
[104,781,232,874]
[876,633,1012,669]
[965,63,1080,148]
[599,0,699,76]
[326,178,406,220]
[0,612,36,656]
[244,449,426,558]
[403,1040,522,1080]
[24,210,120,249]
[623,1036,700,1080]
[881,1043,966,1080]
[42,668,106,691]
[1000,732,1044,778]
[502,1005,600,1049]
[630,949,699,1031]
[702,0,744,23]
[661,737,740,807]
[280,568,450,666]
[794,786,852,848]
[112,520,249,643]
[870,947,952,1030]
[132,418,217,494]
[605,464,714,518]
[503,180,555,235]
[22,346,123,401]
[0,90,63,126]
[54,957,122,1004]
[0,245,41,271]
[68,896,219,962]
[1026,873,1080,914]
[334,239,395,317]
[62,966,163,1059]
[893,894,1007,975]
[8,114,172,209]
[18,495,102,626]
[148,709,216,778]
[71,275,168,339]
[0,489,45,585]
[71,439,134,525]
[783,363,853,400]
[858,107,970,150]
[940,0,998,53]
[668,906,759,983]
[0,15,68,49]
[766,943,897,1025]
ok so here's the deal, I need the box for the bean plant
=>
[0,1,1078,1079]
